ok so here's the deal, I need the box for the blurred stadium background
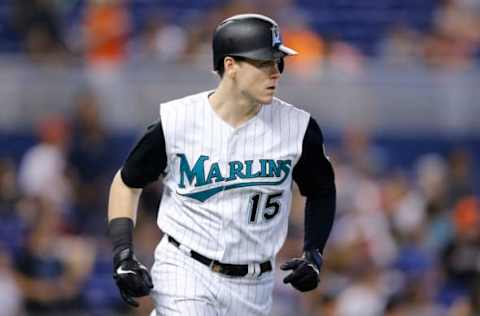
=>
[0,0,479,315]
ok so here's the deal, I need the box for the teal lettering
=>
[206,162,225,184]
[267,160,282,177]
[278,160,292,176]
[259,159,269,177]
[177,155,292,193]
[226,161,246,181]
[244,160,262,178]
[177,154,209,188]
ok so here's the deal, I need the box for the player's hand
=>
[280,250,323,292]
[113,248,154,307]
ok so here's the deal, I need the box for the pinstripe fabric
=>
[150,236,274,316]
[152,90,310,314]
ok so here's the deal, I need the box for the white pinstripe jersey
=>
[157,91,310,264]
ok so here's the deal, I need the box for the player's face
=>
[235,58,281,105]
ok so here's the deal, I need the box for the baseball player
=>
[107,14,336,315]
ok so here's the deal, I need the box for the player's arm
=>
[108,170,142,221]
[282,117,336,292]
[107,120,167,307]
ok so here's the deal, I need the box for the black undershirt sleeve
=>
[120,120,168,188]
[292,117,336,254]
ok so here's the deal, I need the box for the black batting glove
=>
[280,249,323,292]
[113,248,153,307]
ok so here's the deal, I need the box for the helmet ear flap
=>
[277,58,284,73]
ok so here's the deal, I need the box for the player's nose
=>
[270,63,281,78]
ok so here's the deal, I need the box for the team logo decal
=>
[271,26,282,47]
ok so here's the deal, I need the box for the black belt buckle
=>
[168,235,271,277]
[211,262,248,277]
[210,262,225,274]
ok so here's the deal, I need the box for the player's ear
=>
[223,56,237,78]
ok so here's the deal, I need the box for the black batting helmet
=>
[212,14,298,73]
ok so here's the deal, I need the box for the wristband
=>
[108,217,134,259]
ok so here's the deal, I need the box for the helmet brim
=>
[278,44,298,56]
[230,44,298,62]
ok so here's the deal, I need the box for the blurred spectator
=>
[12,0,68,63]
[306,292,338,316]
[326,40,366,76]
[182,0,258,66]
[446,148,474,205]
[382,172,425,238]
[80,237,127,314]
[0,246,22,316]
[17,116,72,213]
[415,154,449,207]
[67,91,115,235]
[447,296,474,316]
[435,0,480,46]
[83,0,130,67]
[219,0,259,22]
[393,227,437,298]
[413,154,453,254]
[441,196,480,313]
[340,127,388,176]
[69,91,112,181]
[384,294,410,316]
[252,0,329,78]
[378,24,423,66]
[335,267,386,316]
[395,279,446,316]
[332,162,397,269]
[281,13,327,79]
[131,15,188,64]
[14,198,94,315]
[422,30,475,70]
[0,158,17,208]
[423,0,480,69]
[82,0,135,129]
[0,159,27,260]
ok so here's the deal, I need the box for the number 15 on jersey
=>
[248,192,284,224]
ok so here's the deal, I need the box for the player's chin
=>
[258,92,275,104]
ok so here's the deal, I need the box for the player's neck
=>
[209,85,261,128]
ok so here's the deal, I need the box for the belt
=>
[167,236,272,277]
